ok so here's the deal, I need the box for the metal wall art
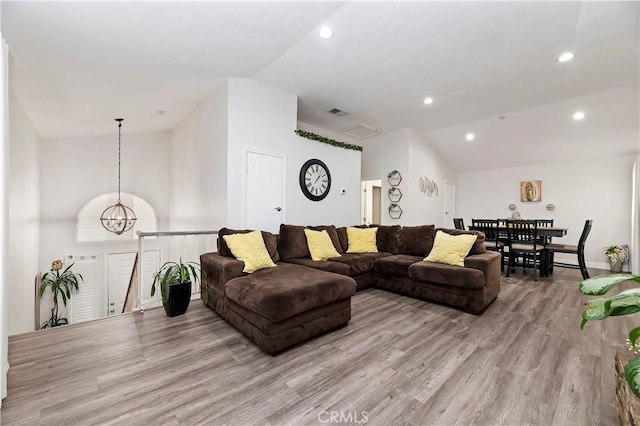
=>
[388,203,403,219]
[419,176,438,197]
[388,187,403,202]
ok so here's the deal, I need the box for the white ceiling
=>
[2,1,639,171]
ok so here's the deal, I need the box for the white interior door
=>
[246,151,284,233]
[108,253,136,316]
[444,182,456,227]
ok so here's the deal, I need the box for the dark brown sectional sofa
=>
[200,223,501,355]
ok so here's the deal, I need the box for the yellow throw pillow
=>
[304,229,341,261]
[425,230,477,267]
[346,227,378,253]
[222,230,276,273]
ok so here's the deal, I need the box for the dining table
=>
[467,222,569,277]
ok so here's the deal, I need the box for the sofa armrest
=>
[200,252,245,298]
[464,251,500,273]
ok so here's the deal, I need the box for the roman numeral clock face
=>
[299,159,331,201]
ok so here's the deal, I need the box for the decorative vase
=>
[610,254,623,273]
[163,281,192,317]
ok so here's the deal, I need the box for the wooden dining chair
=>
[545,220,593,280]
[472,219,505,271]
[453,218,465,230]
[506,219,544,281]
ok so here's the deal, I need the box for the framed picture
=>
[521,180,541,202]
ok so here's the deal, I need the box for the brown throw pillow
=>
[398,225,436,256]
[369,224,401,254]
[278,224,311,260]
[218,228,280,262]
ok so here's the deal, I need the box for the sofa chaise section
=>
[200,249,356,355]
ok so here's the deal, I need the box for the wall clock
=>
[299,159,331,201]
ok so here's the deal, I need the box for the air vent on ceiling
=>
[342,124,381,139]
[327,108,350,117]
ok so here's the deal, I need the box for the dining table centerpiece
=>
[606,245,629,273]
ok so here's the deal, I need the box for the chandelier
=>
[100,118,137,235]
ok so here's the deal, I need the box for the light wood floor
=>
[1,268,632,425]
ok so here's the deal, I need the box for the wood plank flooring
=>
[1,268,632,425]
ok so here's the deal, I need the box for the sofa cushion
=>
[308,225,344,254]
[218,228,280,262]
[278,224,310,260]
[425,230,477,267]
[304,229,341,261]
[369,224,401,254]
[408,261,486,290]
[284,258,351,275]
[373,254,423,277]
[225,263,356,322]
[223,230,277,274]
[435,228,486,255]
[346,227,378,253]
[329,252,389,275]
[398,225,436,256]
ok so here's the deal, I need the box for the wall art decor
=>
[294,129,363,151]
[387,170,402,186]
[520,180,542,202]
[546,203,556,211]
[388,187,402,202]
[388,203,403,220]
[419,176,438,197]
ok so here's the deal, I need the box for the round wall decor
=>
[299,159,331,201]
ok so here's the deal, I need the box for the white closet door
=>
[68,254,104,323]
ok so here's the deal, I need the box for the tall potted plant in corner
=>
[40,259,83,329]
[151,260,200,317]
[579,273,640,424]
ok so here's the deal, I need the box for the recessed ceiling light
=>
[573,111,585,121]
[465,133,475,141]
[557,52,575,63]
[423,97,434,105]
[318,26,334,39]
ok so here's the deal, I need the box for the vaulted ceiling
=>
[2,1,638,171]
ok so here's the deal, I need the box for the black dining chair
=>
[506,219,544,281]
[472,219,505,272]
[545,220,593,280]
[453,218,465,230]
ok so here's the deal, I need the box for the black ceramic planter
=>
[163,281,191,317]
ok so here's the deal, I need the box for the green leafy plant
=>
[387,170,399,179]
[580,273,640,397]
[151,260,200,302]
[388,187,400,195]
[294,129,364,152]
[39,259,83,329]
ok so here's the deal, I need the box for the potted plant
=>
[605,245,630,272]
[151,260,200,317]
[39,259,83,329]
[580,273,640,422]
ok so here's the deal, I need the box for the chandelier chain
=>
[117,119,122,202]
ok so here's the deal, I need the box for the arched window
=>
[77,193,158,242]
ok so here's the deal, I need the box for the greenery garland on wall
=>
[294,129,363,152]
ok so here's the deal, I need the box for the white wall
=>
[8,91,39,335]
[456,155,636,269]
[226,78,361,228]
[38,130,171,324]
[361,127,456,227]
[406,128,457,226]
[170,81,228,231]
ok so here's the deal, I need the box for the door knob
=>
[275,207,282,212]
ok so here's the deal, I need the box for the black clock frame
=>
[299,159,331,201]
